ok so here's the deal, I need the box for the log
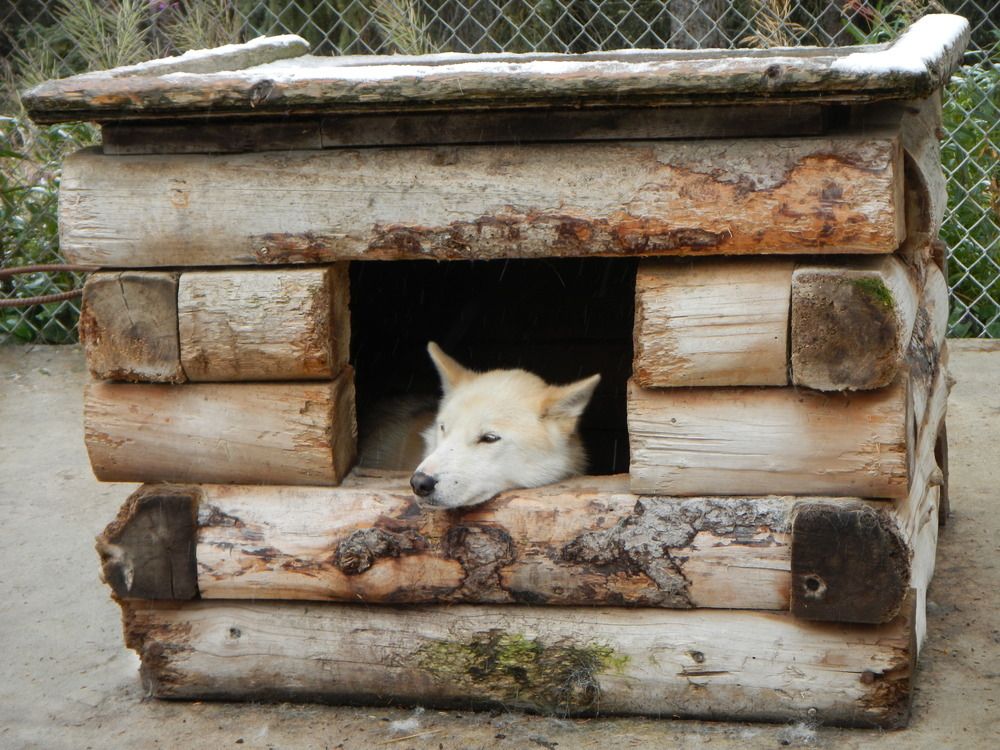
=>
[790,255,919,391]
[96,474,818,609]
[79,271,185,383]
[101,104,825,155]
[84,372,357,486]
[59,133,904,266]
[97,472,932,620]
[627,375,910,498]
[119,597,916,727]
[96,484,200,600]
[177,266,350,381]
[855,95,947,245]
[789,269,950,624]
[23,15,969,123]
[632,258,793,387]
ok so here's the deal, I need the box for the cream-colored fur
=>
[412,342,600,509]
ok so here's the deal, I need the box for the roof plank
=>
[22,15,969,124]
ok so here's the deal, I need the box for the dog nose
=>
[410,471,438,497]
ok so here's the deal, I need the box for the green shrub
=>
[940,42,1000,337]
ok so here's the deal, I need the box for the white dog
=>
[406,342,601,508]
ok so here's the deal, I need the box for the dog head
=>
[411,342,600,509]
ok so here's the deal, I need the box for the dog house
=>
[24,14,969,727]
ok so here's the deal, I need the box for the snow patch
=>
[831,14,969,75]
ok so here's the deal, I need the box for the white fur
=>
[413,342,600,509]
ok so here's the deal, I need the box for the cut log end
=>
[97,485,201,600]
[790,501,910,623]
[80,271,185,383]
[790,257,918,391]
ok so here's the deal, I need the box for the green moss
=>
[414,630,628,714]
[853,276,895,310]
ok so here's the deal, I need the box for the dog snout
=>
[410,471,438,497]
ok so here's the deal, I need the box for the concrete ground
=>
[1,341,997,750]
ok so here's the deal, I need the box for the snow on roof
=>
[832,14,969,75]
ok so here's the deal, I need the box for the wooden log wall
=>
[96,473,927,624]
[82,265,350,383]
[634,255,919,390]
[119,597,917,728]
[84,372,357,485]
[79,271,185,383]
[627,375,910,498]
[59,132,904,267]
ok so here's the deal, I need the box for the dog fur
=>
[408,342,601,508]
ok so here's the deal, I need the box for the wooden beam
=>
[790,255,919,391]
[102,117,323,155]
[119,597,916,727]
[84,372,357,486]
[59,133,904,266]
[177,265,350,382]
[97,475,820,609]
[101,104,825,155]
[633,258,793,387]
[628,375,910,498]
[79,271,185,383]
[23,15,969,123]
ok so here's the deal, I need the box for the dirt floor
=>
[0,341,997,750]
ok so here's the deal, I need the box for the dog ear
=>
[427,341,472,394]
[544,373,601,421]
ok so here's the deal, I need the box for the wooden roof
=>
[23,14,969,124]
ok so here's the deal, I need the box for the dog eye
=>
[478,433,501,444]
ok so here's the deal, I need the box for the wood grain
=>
[120,597,916,727]
[628,375,910,498]
[790,255,919,391]
[84,372,357,486]
[59,133,904,266]
[79,271,185,383]
[633,258,793,387]
[177,265,350,381]
[24,15,968,123]
[96,475,816,609]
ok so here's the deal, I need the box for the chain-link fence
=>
[2,1,998,342]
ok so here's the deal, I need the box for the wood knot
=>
[334,527,426,575]
[249,79,275,108]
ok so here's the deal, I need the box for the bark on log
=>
[119,597,916,727]
[790,255,919,391]
[177,265,350,382]
[633,258,793,387]
[98,471,933,621]
[97,475,822,609]
[79,271,185,383]
[84,372,357,486]
[627,375,910,498]
[59,133,904,266]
